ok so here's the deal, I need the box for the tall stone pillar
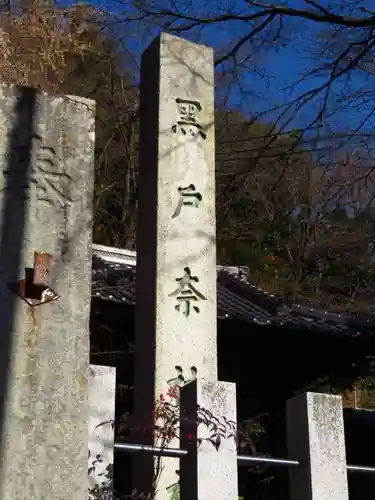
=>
[0,85,95,500]
[134,33,217,498]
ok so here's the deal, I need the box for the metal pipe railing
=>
[347,464,375,474]
[115,442,187,458]
[237,454,299,468]
[114,442,375,474]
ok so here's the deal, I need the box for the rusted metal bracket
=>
[9,251,59,306]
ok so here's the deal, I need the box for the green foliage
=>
[166,482,179,500]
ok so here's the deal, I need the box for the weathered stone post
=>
[134,33,217,497]
[88,365,116,499]
[180,380,239,499]
[0,85,94,499]
[286,392,349,500]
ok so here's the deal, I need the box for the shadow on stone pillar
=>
[0,86,36,450]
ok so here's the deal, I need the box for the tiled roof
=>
[91,244,375,338]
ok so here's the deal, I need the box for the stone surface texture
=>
[134,33,217,497]
[0,85,95,500]
[88,365,116,499]
[180,380,238,500]
[287,392,349,500]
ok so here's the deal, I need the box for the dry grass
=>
[0,5,98,92]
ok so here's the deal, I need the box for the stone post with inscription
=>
[134,34,217,498]
[0,85,94,500]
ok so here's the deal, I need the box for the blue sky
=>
[61,0,375,147]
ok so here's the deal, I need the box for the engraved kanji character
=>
[172,184,202,218]
[172,98,206,139]
[169,267,206,317]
